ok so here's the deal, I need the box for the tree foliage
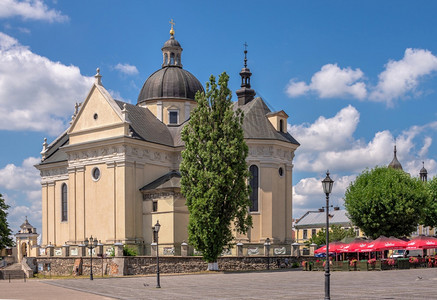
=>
[308,224,356,246]
[344,167,427,239]
[423,176,437,228]
[180,72,252,263]
[0,193,13,249]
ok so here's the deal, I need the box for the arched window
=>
[279,119,284,132]
[170,53,175,65]
[61,183,68,221]
[249,165,259,211]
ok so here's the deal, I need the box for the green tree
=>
[423,177,437,228]
[308,224,356,246]
[344,167,427,239]
[0,193,13,249]
[180,72,252,268]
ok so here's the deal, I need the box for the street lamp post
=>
[322,171,334,300]
[84,236,98,280]
[153,220,161,288]
[264,238,271,270]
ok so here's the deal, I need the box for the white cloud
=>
[293,174,356,218]
[286,64,367,99]
[286,48,437,106]
[0,157,42,235]
[0,0,68,22]
[290,106,437,218]
[0,32,94,135]
[114,63,139,75]
[288,105,359,152]
[0,157,40,190]
[370,48,437,105]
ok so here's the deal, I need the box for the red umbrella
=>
[361,236,407,252]
[314,241,346,254]
[339,238,371,253]
[407,235,437,250]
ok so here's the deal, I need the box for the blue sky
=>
[1,0,437,235]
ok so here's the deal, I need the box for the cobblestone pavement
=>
[36,268,437,300]
[0,279,113,299]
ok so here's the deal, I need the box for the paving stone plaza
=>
[1,268,437,299]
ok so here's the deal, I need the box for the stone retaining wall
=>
[27,256,315,277]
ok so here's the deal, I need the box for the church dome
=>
[137,29,203,104]
[388,145,403,170]
[137,67,203,103]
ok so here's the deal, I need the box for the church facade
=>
[36,27,299,256]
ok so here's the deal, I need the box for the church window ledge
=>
[92,167,101,181]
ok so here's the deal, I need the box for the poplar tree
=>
[180,72,252,269]
[0,193,13,249]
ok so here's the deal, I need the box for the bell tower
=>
[236,43,256,105]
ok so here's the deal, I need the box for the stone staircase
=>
[0,263,26,280]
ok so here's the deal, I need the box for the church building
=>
[36,25,300,256]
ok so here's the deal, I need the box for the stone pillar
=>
[46,244,54,257]
[33,246,40,257]
[62,244,70,257]
[237,242,244,257]
[181,242,188,257]
[114,243,123,257]
[78,244,86,257]
[309,243,317,256]
[150,242,157,256]
[96,243,104,256]
[292,242,300,257]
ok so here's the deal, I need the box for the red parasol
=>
[361,236,407,252]
[339,238,371,253]
[407,235,437,250]
[314,241,347,254]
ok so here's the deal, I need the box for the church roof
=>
[38,130,69,165]
[114,100,176,147]
[234,97,300,145]
[140,170,181,191]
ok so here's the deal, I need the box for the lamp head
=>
[84,237,89,247]
[154,220,161,233]
[322,171,334,195]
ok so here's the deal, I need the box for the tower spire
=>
[388,145,403,170]
[236,42,256,106]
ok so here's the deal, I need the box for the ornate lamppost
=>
[84,236,98,280]
[153,220,161,288]
[264,238,271,270]
[322,171,334,300]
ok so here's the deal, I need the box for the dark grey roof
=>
[137,66,204,104]
[163,36,181,48]
[114,100,175,147]
[234,97,299,145]
[295,209,351,228]
[388,145,403,170]
[140,170,181,191]
[39,131,69,165]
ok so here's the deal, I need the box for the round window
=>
[92,167,101,181]
[278,167,284,177]
[93,113,98,120]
